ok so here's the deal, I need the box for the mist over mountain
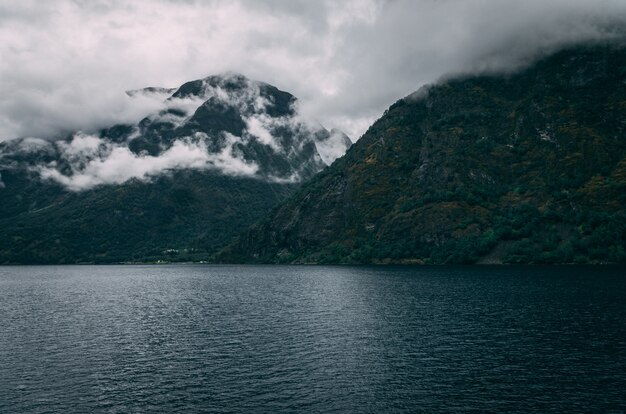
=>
[0,74,351,264]
[1,73,350,191]
[219,44,626,265]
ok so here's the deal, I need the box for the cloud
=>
[1,0,625,142]
[245,115,281,152]
[36,132,259,191]
[315,129,352,165]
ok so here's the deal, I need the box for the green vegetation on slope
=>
[0,169,295,264]
[220,44,626,264]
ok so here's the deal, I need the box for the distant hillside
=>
[0,74,351,264]
[220,45,626,264]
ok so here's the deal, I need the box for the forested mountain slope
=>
[220,45,626,264]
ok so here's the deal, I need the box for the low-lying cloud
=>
[35,132,259,191]
[1,0,625,142]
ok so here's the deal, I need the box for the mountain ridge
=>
[218,44,626,264]
[0,73,351,264]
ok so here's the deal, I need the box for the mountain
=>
[219,44,626,264]
[0,73,351,264]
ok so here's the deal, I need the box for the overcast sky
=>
[1,0,625,141]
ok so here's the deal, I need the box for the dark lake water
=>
[1,265,625,413]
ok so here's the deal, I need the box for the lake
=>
[1,265,625,413]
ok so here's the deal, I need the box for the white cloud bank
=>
[37,132,258,191]
[1,0,625,142]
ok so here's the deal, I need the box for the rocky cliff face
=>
[220,45,626,264]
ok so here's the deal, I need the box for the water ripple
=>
[0,265,625,413]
